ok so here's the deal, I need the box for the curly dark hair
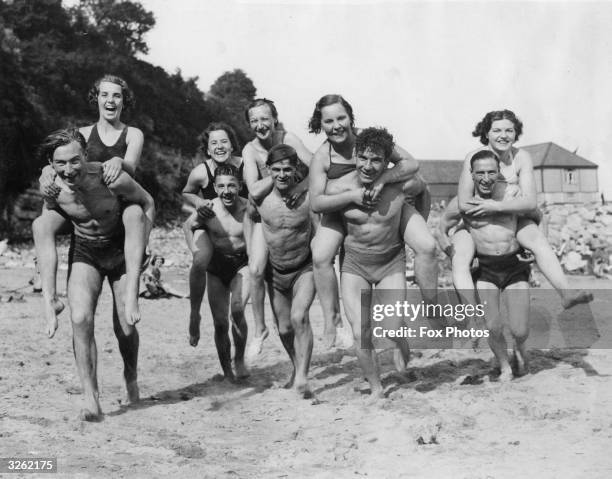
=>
[213,163,241,184]
[308,94,355,134]
[244,98,278,125]
[472,109,523,145]
[198,122,241,158]
[87,74,135,111]
[354,127,394,160]
[38,127,86,164]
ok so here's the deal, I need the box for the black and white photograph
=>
[1,0,611,477]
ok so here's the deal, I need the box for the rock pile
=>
[542,202,612,276]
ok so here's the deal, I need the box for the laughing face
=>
[207,129,233,163]
[356,146,387,185]
[486,119,517,154]
[248,104,277,142]
[471,157,500,198]
[50,141,86,188]
[97,81,124,122]
[268,159,296,192]
[214,174,240,207]
[320,102,352,145]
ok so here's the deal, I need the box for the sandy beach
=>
[1,251,612,478]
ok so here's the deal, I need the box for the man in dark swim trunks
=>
[196,164,250,381]
[463,150,531,382]
[34,128,154,422]
[257,144,316,399]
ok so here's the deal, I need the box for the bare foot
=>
[79,394,102,422]
[393,348,409,373]
[323,322,337,350]
[512,347,529,377]
[79,408,103,422]
[124,288,140,326]
[125,380,140,405]
[296,381,314,399]
[212,372,236,383]
[31,274,42,293]
[246,328,269,360]
[234,360,250,380]
[284,369,296,389]
[44,297,64,338]
[562,291,594,309]
[366,387,386,404]
[189,313,201,347]
[498,367,513,383]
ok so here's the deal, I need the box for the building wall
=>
[538,191,600,204]
[534,169,543,193]
[540,167,598,193]
[541,169,563,192]
[580,169,599,192]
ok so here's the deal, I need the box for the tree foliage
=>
[208,69,257,146]
[0,0,259,233]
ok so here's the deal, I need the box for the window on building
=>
[565,169,577,185]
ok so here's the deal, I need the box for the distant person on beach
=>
[181,122,247,347]
[141,255,187,299]
[450,109,592,309]
[190,164,250,382]
[242,98,312,360]
[307,94,437,349]
[35,128,154,421]
[256,144,316,399]
[34,74,148,335]
[328,127,413,399]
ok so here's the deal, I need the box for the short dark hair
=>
[244,98,278,125]
[88,74,135,111]
[469,149,499,169]
[198,122,241,158]
[308,94,355,134]
[472,109,523,145]
[266,144,298,166]
[39,128,86,164]
[213,163,241,183]
[354,127,394,160]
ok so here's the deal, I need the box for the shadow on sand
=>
[108,346,601,416]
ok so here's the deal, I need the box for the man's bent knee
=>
[278,322,294,336]
[249,262,265,279]
[230,301,245,318]
[413,235,437,257]
[290,311,309,330]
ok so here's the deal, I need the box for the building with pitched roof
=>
[419,142,599,205]
[522,142,599,204]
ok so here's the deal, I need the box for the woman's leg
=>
[32,209,68,338]
[122,204,147,326]
[516,219,592,308]
[247,221,269,358]
[187,222,214,347]
[401,203,438,306]
[312,212,344,349]
[450,229,479,306]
